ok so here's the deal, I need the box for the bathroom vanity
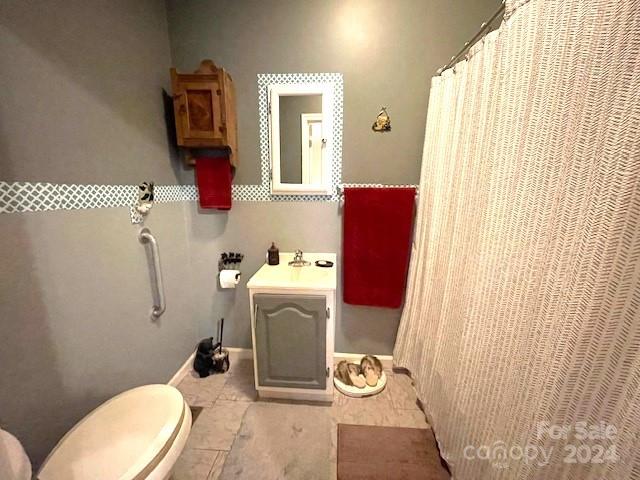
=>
[247,252,336,402]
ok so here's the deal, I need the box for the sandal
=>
[334,360,366,388]
[347,363,366,388]
[360,355,383,387]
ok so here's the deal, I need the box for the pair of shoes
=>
[335,355,384,389]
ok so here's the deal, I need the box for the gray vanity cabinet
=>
[247,252,337,402]
[253,294,327,390]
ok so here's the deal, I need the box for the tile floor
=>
[171,359,428,480]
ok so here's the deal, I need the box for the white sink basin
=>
[247,252,337,291]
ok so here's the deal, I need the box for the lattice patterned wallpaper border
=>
[1,74,423,217]
[0,182,200,214]
[1,181,418,216]
[256,73,344,202]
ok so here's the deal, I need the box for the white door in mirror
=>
[301,113,324,184]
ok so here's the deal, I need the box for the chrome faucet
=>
[288,249,310,267]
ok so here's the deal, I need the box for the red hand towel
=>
[195,156,232,210]
[343,187,416,308]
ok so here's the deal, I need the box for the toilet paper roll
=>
[219,269,241,288]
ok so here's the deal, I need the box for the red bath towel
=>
[195,156,232,210]
[343,187,416,308]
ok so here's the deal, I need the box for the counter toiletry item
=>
[315,260,334,268]
[268,242,280,265]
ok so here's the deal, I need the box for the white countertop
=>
[246,252,337,291]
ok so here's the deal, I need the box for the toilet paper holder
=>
[218,252,243,289]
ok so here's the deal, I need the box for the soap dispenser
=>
[267,242,280,265]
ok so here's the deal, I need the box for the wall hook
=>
[136,181,155,215]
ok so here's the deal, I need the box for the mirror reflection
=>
[279,94,323,185]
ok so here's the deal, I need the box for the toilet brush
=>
[212,318,230,373]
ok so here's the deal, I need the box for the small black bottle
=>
[267,242,280,265]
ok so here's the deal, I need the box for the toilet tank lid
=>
[38,384,185,480]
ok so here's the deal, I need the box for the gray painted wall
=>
[0,0,180,184]
[0,0,500,467]
[166,0,500,185]
[166,0,500,353]
[184,201,405,356]
[0,0,196,467]
[0,203,196,466]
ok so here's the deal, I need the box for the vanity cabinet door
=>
[254,294,327,390]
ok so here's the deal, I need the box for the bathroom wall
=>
[165,0,501,352]
[0,0,183,185]
[0,0,196,467]
[166,0,500,186]
[0,0,501,466]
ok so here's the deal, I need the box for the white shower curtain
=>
[394,0,640,479]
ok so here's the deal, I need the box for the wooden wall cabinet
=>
[170,60,238,167]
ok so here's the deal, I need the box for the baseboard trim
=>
[221,349,393,368]
[167,347,253,386]
[168,350,196,387]
[167,348,394,386]
[226,347,253,361]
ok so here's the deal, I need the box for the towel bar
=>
[337,184,419,206]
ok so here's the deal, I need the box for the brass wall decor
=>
[372,107,391,132]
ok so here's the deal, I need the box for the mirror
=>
[268,83,334,195]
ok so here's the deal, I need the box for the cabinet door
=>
[254,294,327,390]
[174,81,223,145]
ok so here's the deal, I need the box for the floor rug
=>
[337,424,450,480]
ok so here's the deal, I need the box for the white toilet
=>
[1,384,191,480]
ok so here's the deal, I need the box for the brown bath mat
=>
[337,424,450,480]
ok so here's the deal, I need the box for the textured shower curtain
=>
[394,0,640,479]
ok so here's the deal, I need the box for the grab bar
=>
[138,227,166,319]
